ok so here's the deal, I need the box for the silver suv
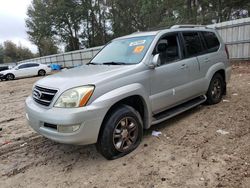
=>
[25,25,231,159]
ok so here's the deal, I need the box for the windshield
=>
[90,36,154,65]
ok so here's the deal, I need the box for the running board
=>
[152,95,207,125]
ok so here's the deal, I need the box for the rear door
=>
[27,63,40,76]
[15,64,30,77]
[180,31,207,96]
[196,31,221,79]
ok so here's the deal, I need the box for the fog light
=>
[57,124,80,133]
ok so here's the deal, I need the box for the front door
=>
[15,64,30,78]
[150,33,192,114]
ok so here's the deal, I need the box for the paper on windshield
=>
[133,46,145,53]
[129,40,146,46]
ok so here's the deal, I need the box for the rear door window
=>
[202,31,220,52]
[182,32,203,57]
[28,63,39,67]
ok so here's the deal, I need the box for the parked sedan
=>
[0,63,51,81]
[0,66,9,72]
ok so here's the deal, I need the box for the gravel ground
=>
[0,64,249,188]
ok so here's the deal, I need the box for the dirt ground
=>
[0,64,249,188]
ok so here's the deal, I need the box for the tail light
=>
[225,45,229,59]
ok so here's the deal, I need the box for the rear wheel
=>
[38,70,46,76]
[206,73,224,105]
[6,74,15,81]
[96,105,143,160]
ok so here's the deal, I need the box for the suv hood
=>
[36,65,135,90]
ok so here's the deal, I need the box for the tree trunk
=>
[187,0,192,23]
[218,0,222,23]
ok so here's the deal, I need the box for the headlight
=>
[54,86,94,108]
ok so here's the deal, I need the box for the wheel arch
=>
[38,69,46,76]
[205,62,226,93]
[5,73,15,80]
[97,95,150,143]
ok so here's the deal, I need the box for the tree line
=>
[0,41,34,64]
[25,0,249,56]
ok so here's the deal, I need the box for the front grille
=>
[33,85,58,106]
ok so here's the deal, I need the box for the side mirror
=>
[149,54,160,69]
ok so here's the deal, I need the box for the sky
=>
[0,0,37,53]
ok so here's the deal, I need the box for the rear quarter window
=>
[202,31,220,52]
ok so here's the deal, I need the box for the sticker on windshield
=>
[129,40,146,46]
[133,45,145,53]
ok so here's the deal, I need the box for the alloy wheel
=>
[211,79,222,100]
[113,117,139,152]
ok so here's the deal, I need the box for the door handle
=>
[204,58,210,63]
[181,64,187,69]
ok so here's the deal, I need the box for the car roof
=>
[18,62,39,65]
[115,31,160,40]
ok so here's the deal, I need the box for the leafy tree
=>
[80,0,112,48]
[4,41,17,62]
[26,0,58,56]
[48,0,83,51]
[16,45,34,61]
[1,41,34,63]
[26,0,250,53]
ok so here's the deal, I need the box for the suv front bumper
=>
[25,96,107,145]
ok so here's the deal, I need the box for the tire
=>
[38,70,46,76]
[96,105,143,160]
[5,74,15,81]
[206,73,224,105]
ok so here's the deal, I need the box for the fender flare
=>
[205,62,225,91]
[91,83,152,129]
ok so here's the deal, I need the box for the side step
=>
[152,95,207,125]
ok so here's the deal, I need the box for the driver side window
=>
[18,64,28,69]
[154,34,180,65]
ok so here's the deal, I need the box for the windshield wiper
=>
[102,61,126,65]
[88,62,99,65]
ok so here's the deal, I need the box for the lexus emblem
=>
[37,91,42,99]
[34,90,42,99]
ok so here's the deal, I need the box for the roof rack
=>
[171,24,213,29]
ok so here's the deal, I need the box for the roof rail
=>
[171,24,209,29]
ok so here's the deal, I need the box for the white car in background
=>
[0,63,51,81]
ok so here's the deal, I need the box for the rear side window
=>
[202,31,220,52]
[28,63,39,67]
[182,32,203,57]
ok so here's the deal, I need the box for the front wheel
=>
[96,105,143,160]
[206,73,224,105]
[6,74,15,81]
